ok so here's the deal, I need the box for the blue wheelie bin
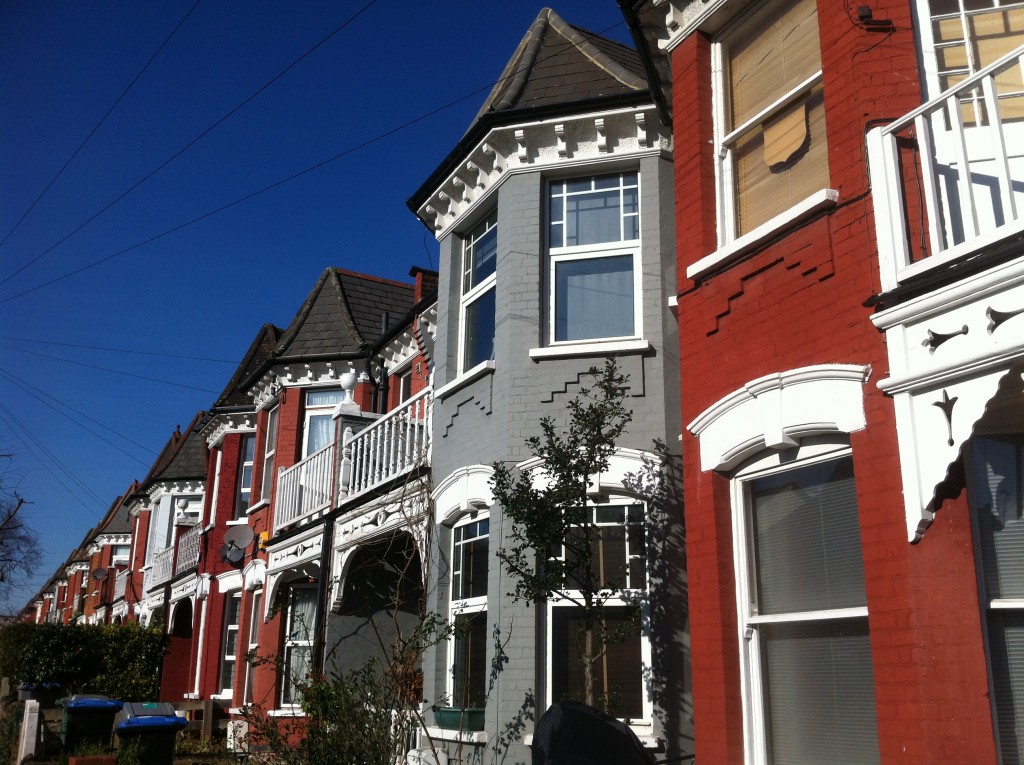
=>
[114,702,187,765]
[60,694,123,751]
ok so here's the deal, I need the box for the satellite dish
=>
[220,525,255,565]
[91,568,108,581]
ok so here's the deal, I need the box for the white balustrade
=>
[113,569,129,601]
[868,44,1024,292]
[274,443,335,533]
[175,524,202,575]
[147,547,175,591]
[341,387,432,498]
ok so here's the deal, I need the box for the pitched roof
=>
[271,268,415,359]
[214,323,283,409]
[476,7,647,121]
[94,485,135,536]
[139,412,209,490]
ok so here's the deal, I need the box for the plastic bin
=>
[114,702,187,765]
[59,694,123,751]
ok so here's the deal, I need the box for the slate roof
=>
[139,412,209,489]
[476,7,647,121]
[95,485,135,536]
[214,323,283,409]
[271,268,415,359]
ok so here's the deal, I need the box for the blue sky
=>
[0,2,636,611]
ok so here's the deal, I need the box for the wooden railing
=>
[175,524,202,576]
[273,443,335,533]
[340,387,432,498]
[868,43,1024,292]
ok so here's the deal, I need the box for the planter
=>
[435,707,485,731]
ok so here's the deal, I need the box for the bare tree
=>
[0,454,41,606]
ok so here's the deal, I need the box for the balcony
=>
[113,569,129,601]
[868,44,1024,292]
[175,524,202,576]
[272,388,433,534]
[147,547,175,592]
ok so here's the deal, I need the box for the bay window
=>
[733,450,879,764]
[259,406,279,504]
[450,516,489,709]
[220,592,242,696]
[549,502,648,721]
[967,434,1024,764]
[460,211,497,373]
[548,173,640,343]
[235,434,255,518]
[282,584,317,706]
[715,0,828,239]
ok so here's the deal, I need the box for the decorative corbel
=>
[482,142,504,173]
[424,205,443,232]
[635,113,648,148]
[451,176,469,203]
[465,159,485,188]
[555,123,568,158]
[515,129,528,163]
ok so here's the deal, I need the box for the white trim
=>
[686,189,839,279]
[688,364,871,472]
[216,570,244,593]
[529,339,651,360]
[435,361,495,401]
[432,465,495,526]
[423,727,489,744]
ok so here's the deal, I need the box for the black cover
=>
[531,701,652,765]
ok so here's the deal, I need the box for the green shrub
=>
[0,622,164,700]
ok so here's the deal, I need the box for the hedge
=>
[0,622,165,701]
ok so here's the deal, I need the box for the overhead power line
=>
[0,0,204,266]
[0,369,158,464]
[0,16,628,305]
[0,335,237,364]
[0,344,221,394]
[0,0,378,289]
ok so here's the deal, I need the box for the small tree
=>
[492,359,637,713]
[0,453,40,606]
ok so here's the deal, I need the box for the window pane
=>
[987,610,1024,764]
[305,413,333,456]
[454,520,489,601]
[555,256,634,341]
[567,191,623,246]
[733,84,828,235]
[551,606,643,719]
[970,436,1024,600]
[464,214,498,292]
[750,456,866,614]
[288,587,317,641]
[250,592,263,643]
[727,0,821,129]
[453,611,488,708]
[463,287,496,368]
[761,619,880,764]
[306,388,343,407]
[283,645,312,705]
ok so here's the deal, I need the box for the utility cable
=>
[0,344,221,394]
[0,403,106,517]
[0,369,157,463]
[0,16,626,304]
[0,0,204,264]
[0,335,236,364]
[0,0,378,288]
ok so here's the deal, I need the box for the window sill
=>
[267,708,305,718]
[686,189,839,280]
[246,500,269,516]
[225,519,250,527]
[524,728,659,749]
[424,726,489,744]
[209,693,233,701]
[435,361,495,401]
[529,338,651,360]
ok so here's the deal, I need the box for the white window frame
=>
[236,434,255,518]
[712,0,826,247]
[458,210,498,375]
[243,589,263,705]
[730,440,875,765]
[448,513,489,709]
[544,500,652,726]
[260,405,279,504]
[547,173,642,346]
[302,387,342,457]
[219,591,243,697]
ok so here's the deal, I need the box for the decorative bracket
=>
[635,112,648,148]
[595,118,607,153]
[555,123,568,158]
[515,129,528,163]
